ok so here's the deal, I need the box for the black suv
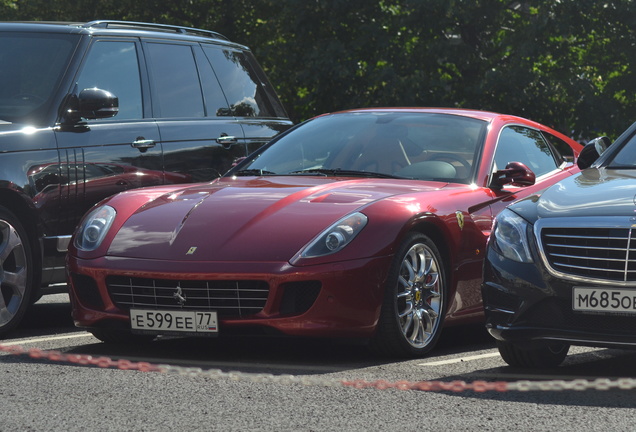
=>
[0,20,292,335]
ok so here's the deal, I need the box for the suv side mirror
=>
[490,161,536,189]
[78,88,119,120]
[63,88,119,125]
[577,136,611,169]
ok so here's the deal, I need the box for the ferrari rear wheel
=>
[91,328,155,344]
[0,206,34,337]
[370,232,446,358]
[497,340,569,368]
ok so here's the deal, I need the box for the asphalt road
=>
[2,293,636,431]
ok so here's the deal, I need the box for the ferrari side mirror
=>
[491,161,536,189]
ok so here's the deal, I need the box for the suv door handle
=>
[131,137,156,153]
[216,135,238,148]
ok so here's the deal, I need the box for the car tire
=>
[0,206,35,337]
[497,340,569,368]
[90,328,155,344]
[370,232,447,358]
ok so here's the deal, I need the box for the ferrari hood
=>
[108,176,446,261]
[537,168,636,218]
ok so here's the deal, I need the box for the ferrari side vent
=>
[71,273,104,310]
[279,281,321,316]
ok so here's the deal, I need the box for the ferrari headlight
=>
[74,205,116,251]
[491,209,532,263]
[300,212,368,258]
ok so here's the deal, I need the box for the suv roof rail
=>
[81,20,228,41]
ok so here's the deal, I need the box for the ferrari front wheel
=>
[370,232,447,358]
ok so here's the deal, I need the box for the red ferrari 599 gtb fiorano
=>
[67,108,582,357]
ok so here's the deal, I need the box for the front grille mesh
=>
[540,227,636,282]
[107,276,269,317]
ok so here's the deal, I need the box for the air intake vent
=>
[106,276,268,318]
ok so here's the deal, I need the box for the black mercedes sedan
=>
[482,123,636,368]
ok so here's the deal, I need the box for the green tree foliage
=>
[2,0,635,138]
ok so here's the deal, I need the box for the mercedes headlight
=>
[299,212,368,258]
[491,209,533,263]
[74,205,116,251]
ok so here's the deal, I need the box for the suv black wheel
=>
[0,206,34,337]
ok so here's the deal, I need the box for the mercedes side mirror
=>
[577,136,611,169]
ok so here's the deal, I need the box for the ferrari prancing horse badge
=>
[455,211,464,231]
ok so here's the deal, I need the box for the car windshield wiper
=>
[289,168,401,179]
[234,169,277,176]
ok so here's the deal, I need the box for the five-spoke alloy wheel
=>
[0,206,34,336]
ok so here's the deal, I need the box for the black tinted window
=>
[76,40,143,120]
[145,42,204,118]
[541,131,571,162]
[193,46,231,117]
[495,126,559,176]
[244,53,287,118]
[609,133,636,167]
[202,46,276,118]
[0,32,78,123]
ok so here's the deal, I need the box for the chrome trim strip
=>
[544,233,627,241]
[55,235,72,253]
[550,253,625,263]
[544,336,636,347]
[487,306,515,314]
[547,243,627,252]
[41,265,66,272]
[626,227,634,282]
[554,262,625,273]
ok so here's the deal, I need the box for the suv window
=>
[495,126,559,177]
[202,46,277,118]
[0,32,78,122]
[145,42,205,118]
[193,46,232,117]
[76,40,143,121]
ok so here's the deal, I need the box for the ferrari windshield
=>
[0,32,79,124]
[240,111,487,183]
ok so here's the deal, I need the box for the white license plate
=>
[573,287,636,314]
[130,309,218,334]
